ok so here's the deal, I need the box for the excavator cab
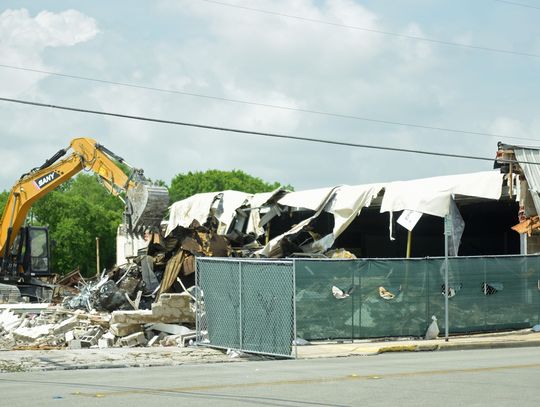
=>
[5,226,51,277]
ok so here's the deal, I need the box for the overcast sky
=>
[0,0,539,193]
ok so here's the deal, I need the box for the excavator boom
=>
[0,137,169,258]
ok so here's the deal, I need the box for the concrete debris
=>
[159,331,196,347]
[109,323,143,338]
[0,290,198,351]
[118,331,147,347]
[98,337,114,349]
[0,310,21,332]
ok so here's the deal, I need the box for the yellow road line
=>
[72,362,540,398]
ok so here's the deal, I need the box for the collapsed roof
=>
[165,169,510,257]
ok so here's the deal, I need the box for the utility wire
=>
[495,0,540,10]
[199,0,540,59]
[0,63,537,144]
[0,96,534,166]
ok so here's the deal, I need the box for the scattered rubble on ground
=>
[0,292,197,351]
[0,221,217,351]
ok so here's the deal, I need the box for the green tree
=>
[169,169,293,203]
[0,190,9,217]
[32,174,124,277]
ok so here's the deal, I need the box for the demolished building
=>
[163,145,540,260]
[5,143,540,351]
[166,161,536,258]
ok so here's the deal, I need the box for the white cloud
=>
[0,8,99,189]
[0,8,98,96]
[1,1,526,195]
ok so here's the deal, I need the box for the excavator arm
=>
[0,137,168,259]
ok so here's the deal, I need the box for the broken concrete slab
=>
[0,310,21,332]
[110,293,194,325]
[109,323,143,337]
[110,310,155,325]
[12,324,53,342]
[118,331,147,347]
[98,337,114,349]
[52,316,78,335]
[151,293,194,324]
[68,339,92,349]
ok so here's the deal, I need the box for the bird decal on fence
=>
[378,286,395,300]
[332,285,355,299]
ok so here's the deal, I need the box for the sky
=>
[0,0,539,193]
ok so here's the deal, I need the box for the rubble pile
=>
[0,292,196,350]
[0,219,238,351]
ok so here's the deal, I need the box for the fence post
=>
[239,260,243,350]
[293,259,297,359]
[195,258,200,345]
[444,215,450,342]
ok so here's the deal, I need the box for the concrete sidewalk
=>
[1,329,540,373]
[296,329,540,358]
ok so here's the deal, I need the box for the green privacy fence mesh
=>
[196,255,540,353]
[196,258,295,357]
[295,255,540,340]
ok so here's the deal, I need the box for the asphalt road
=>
[1,347,539,407]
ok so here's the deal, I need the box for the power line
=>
[1,63,538,144]
[0,96,529,165]
[199,0,540,59]
[495,0,540,10]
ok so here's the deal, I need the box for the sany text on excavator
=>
[0,137,169,301]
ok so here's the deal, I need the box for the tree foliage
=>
[169,169,293,203]
[32,174,124,277]
[0,190,9,217]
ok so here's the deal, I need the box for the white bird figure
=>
[332,285,354,299]
[378,286,395,300]
[424,315,440,340]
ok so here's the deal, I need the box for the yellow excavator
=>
[0,137,169,300]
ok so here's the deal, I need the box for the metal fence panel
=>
[241,261,295,356]
[197,259,241,349]
[196,258,295,358]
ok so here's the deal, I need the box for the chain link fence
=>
[196,258,296,358]
[196,254,540,355]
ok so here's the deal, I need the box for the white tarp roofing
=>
[326,183,384,236]
[380,171,504,217]
[258,183,384,256]
[278,186,335,211]
[165,170,505,252]
[166,190,251,236]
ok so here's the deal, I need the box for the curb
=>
[374,339,540,355]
